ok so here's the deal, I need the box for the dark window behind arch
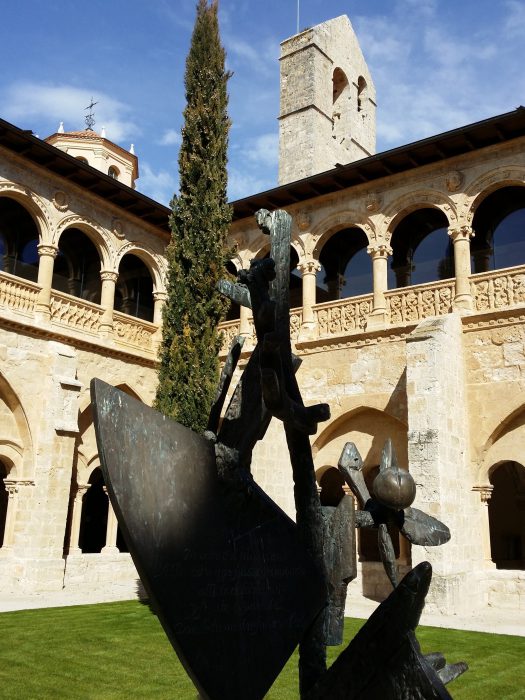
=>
[489,461,525,570]
[472,186,525,273]
[79,468,108,554]
[0,197,40,282]
[389,208,451,288]
[317,227,371,301]
[115,254,154,322]
[53,228,102,303]
[0,460,8,547]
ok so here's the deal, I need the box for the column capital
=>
[100,270,119,283]
[367,243,392,259]
[3,480,18,497]
[37,243,58,258]
[472,484,493,505]
[153,290,168,302]
[297,260,321,275]
[75,483,90,501]
[448,225,474,242]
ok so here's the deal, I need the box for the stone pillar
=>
[448,225,474,311]
[366,244,392,330]
[473,485,495,566]
[99,270,118,334]
[36,244,58,316]
[68,484,89,554]
[406,314,482,614]
[298,260,321,329]
[1,480,19,550]
[239,304,252,338]
[102,487,119,554]
[153,291,167,326]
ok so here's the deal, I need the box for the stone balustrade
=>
[218,264,525,351]
[0,271,158,359]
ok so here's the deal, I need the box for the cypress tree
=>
[155,0,232,433]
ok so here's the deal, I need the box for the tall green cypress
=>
[155,0,232,433]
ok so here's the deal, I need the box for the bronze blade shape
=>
[91,379,326,700]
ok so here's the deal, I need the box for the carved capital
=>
[448,225,474,242]
[3,480,18,497]
[37,244,58,259]
[153,291,168,302]
[367,243,392,259]
[75,483,90,501]
[298,260,321,275]
[472,484,493,505]
[100,270,119,283]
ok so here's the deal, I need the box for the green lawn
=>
[0,600,523,699]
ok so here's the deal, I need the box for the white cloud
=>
[227,167,274,202]
[137,162,178,205]
[2,82,138,142]
[158,129,182,146]
[241,132,279,169]
[504,0,525,39]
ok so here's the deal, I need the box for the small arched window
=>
[357,76,367,112]
[108,166,119,180]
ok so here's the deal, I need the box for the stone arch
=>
[0,372,33,479]
[78,465,108,554]
[312,405,408,471]
[468,176,525,273]
[55,215,112,269]
[465,166,525,226]
[0,180,53,244]
[311,212,371,257]
[115,241,164,292]
[478,403,525,485]
[383,190,457,240]
[313,406,409,578]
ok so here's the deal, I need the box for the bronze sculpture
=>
[91,208,467,699]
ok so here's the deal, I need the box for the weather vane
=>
[85,97,98,131]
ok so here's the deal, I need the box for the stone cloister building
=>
[1,14,525,615]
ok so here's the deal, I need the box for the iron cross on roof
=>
[85,97,98,131]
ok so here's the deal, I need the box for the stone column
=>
[448,225,474,311]
[68,484,89,554]
[36,244,58,317]
[473,485,495,566]
[102,486,119,554]
[239,304,252,338]
[1,480,19,550]
[298,260,321,330]
[366,244,392,330]
[99,270,118,334]
[153,291,168,326]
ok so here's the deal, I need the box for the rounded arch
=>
[388,202,453,289]
[383,191,456,239]
[115,242,164,292]
[55,215,112,269]
[465,166,525,223]
[470,184,525,273]
[312,212,370,256]
[478,403,525,484]
[312,405,408,472]
[0,372,34,479]
[317,226,371,301]
[0,181,52,244]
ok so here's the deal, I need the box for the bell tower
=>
[278,15,376,185]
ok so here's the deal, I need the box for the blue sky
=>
[1,0,524,205]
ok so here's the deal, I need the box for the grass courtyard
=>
[0,600,524,699]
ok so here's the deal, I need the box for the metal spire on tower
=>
[85,97,98,131]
